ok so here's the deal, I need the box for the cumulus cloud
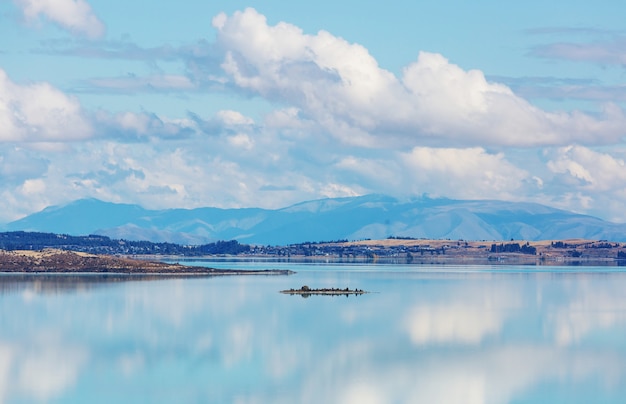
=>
[0,337,88,402]
[14,0,105,39]
[212,8,626,148]
[0,122,338,221]
[189,110,255,136]
[216,110,254,126]
[0,69,93,142]
[4,7,626,223]
[547,281,626,346]
[405,305,503,345]
[547,145,626,191]
[335,155,403,191]
[400,147,532,199]
[92,110,195,140]
[0,69,197,146]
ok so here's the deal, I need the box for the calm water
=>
[1,262,626,403]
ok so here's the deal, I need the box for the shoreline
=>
[154,254,625,267]
[0,269,294,276]
[0,249,293,275]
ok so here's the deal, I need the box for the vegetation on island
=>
[280,285,368,297]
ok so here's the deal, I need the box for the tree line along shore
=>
[246,238,626,264]
[1,231,626,266]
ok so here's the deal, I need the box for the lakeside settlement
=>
[247,238,626,265]
[3,231,626,271]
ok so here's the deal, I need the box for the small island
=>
[0,249,293,275]
[281,285,368,297]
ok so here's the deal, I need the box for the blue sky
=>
[1,0,626,223]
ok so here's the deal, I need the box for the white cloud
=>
[228,133,254,150]
[92,110,195,139]
[547,145,626,191]
[335,155,401,189]
[16,345,87,400]
[404,284,524,346]
[3,7,626,223]
[216,110,254,126]
[0,69,93,142]
[318,182,362,199]
[223,322,254,367]
[264,107,316,139]
[15,0,105,39]
[0,337,88,402]
[542,145,626,220]
[400,147,532,199]
[547,282,626,346]
[212,8,626,149]
[406,305,503,345]
[0,344,12,403]
[112,112,153,135]
[19,178,46,196]
[0,127,344,221]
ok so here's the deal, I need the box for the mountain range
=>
[3,195,626,245]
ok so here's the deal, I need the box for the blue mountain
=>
[3,195,626,244]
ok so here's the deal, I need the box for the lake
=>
[1,261,626,403]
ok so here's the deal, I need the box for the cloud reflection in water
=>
[0,270,625,403]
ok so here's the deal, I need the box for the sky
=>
[1,0,626,223]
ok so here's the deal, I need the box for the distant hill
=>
[3,194,626,244]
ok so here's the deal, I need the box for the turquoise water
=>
[1,263,626,403]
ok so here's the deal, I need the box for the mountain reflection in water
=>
[0,273,206,295]
[0,264,625,403]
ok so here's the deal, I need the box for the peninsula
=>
[0,249,292,275]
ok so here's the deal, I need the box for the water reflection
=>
[0,267,625,403]
[0,273,210,296]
